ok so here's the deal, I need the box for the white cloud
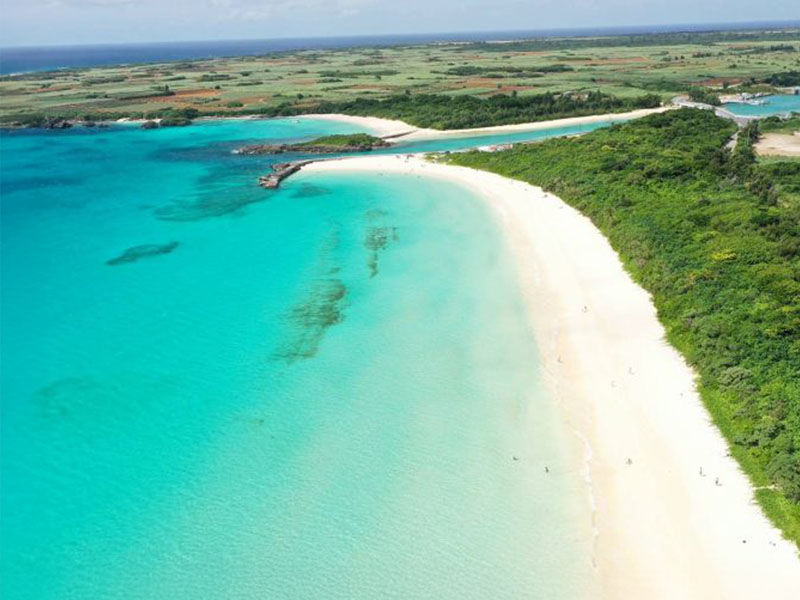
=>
[207,0,376,21]
[38,0,139,7]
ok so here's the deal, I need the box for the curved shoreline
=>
[299,154,800,599]
[7,107,669,135]
[299,107,671,141]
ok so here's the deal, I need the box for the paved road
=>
[671,96,754,127]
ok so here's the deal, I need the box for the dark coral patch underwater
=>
[364,226,398,278]
[273,278,347,364]
[106,241,179,266]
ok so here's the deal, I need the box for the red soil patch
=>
[497,85,538,91]
[173,88,219,98]
[31,85,74,94]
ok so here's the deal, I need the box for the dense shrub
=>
[448,109,800,544]
[764,71,800,86]
[688,87,721,105]
[314,91,661,129]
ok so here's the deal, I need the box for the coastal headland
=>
[247,108,672,190]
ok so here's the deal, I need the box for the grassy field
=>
[1,28,799,124]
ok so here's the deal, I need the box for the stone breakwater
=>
[258,160,315,189]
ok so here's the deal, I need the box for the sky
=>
[0,0,797,47]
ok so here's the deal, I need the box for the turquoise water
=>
[723,94,800,117]
[1,119,592,599]
[391,118,622,154]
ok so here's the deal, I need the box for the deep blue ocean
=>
[2,21,798,74]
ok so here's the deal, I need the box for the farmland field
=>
[2,29,799,125]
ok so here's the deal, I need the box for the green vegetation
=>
[197,73,233,82]
[318,69,400,78]
[159,116,192,127]
[765,71,800,86]
[761,114,800,134]
[460,29,800,52]
[2,27,798,127]
[152,106,199,126]
[296,133,384,149]
[236,132,388,155]
[441,64,572,77]
[688,87,721,105]
[318,91,661,129]
[447,109,800,546]
[82,75,127,86]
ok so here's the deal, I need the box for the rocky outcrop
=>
[236,138,390,156]
[32,117,73,129]
[238,144,288,155]
[159,116,192,127]
[257,160,313,189]
[238,143,385,155]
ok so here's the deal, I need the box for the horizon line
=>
[2,18,799,51]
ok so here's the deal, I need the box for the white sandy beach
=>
[301,107,670,142]
[300,113,428,137]
[302,155,800,599]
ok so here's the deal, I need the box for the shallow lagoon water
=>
[723,94,800,117]
[390,118,621,154]
[1,119,593,599]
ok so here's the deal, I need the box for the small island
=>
[235,133,390,155]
